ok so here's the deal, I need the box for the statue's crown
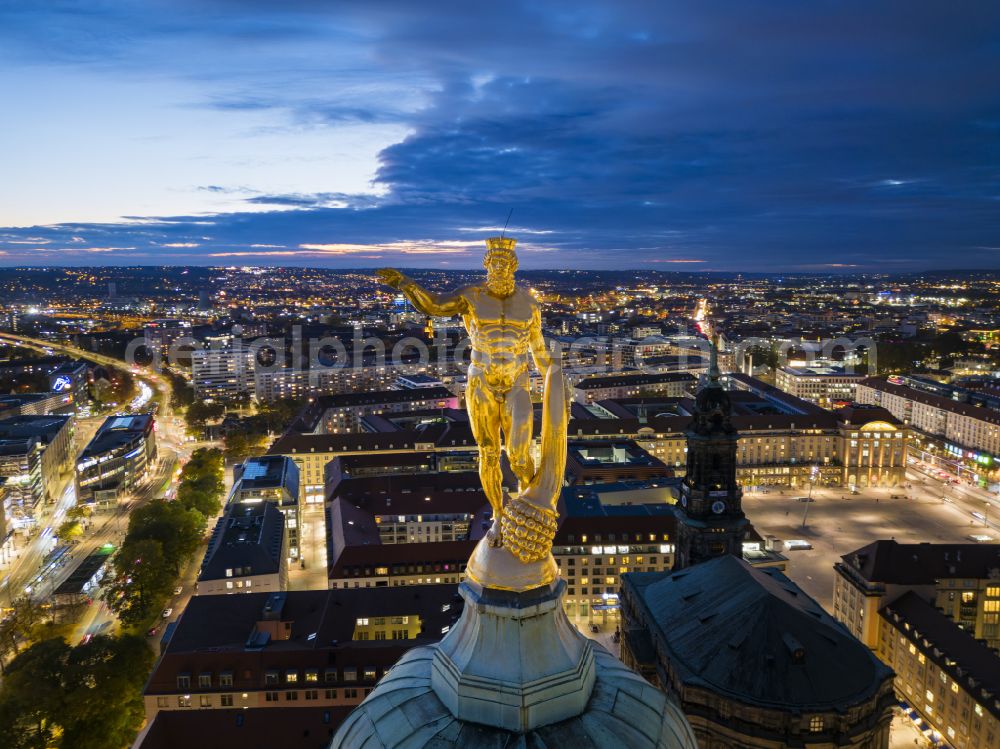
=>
[485,236,517,255]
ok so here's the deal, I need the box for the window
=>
[324,669,338,683]
[285,670,298,684]
[345,688,359,699]
[305,690,318,700]
[176,675,191,690]
[325,689,338,700]
[343,668,358,682]
[219,671,233,687]
[220,694,234,707]
[178,695,192,708]
[264,671,278,685]
[198,673,212,688]
[156,696,169,708]
[809,716,824,733]
[363,668,377,681]
[305,669,318,683]
[265,691,279,702]
[199,695,212,708]
[286,691,299,701]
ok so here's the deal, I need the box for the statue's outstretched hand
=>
[376,268,406,289]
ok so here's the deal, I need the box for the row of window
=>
[175,666,381,690]
[161,688,365,709]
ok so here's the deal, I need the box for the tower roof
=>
[329,645,697,749]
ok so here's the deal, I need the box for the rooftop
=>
[137,707,352,749]
[882,591,1000,720]
[839,540,1000,585]
[623,555,892,710]
[861,376,1000,426]
[163,586,462,656]
[80,412,153,458]
[234,455,299,497]
[575,371,696,390]
[0,414,72,443]
[199,501,286,582]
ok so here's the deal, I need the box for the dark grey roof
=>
[199,501,285,582]
[0,414,72,443]
[623,555,892,710]
[80,413,153,458]
[840,540,1000,585]
[575,372,696,390]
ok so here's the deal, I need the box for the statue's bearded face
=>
[485,252,517,297]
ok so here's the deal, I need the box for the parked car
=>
[161,608,173,619]
[147,626,159,637]
[173,586,182,596]
[590,624,599,634]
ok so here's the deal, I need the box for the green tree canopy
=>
[102,538,173,628]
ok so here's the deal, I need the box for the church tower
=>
[673,338,747,570]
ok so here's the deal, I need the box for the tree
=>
[56,519,84,544]
[185,400,224,435]
[126,499,205,574]
[60,635,154,749]
[0,637,69,749]
[102,539,173,628]
[67,503,93,522]
[223,429,266,462]
[0,596,45,668]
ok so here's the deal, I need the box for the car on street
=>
[161,608,173,618]
[590,624,600,634]
[785,540,813,550]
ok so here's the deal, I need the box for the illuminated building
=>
[191,339,255,400]
[198,500,288,596]
[230,456,300,559]
[139,588,461,732]
[76,413,156,506]
[144,319,192,359]
[857,376,1000,481]
[0,414,74,520]
[833,540,1000,654]
[877,592,1000,748]
[573,371,696,404]
[775,365,865,407]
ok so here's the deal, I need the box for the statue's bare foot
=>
[486,518,504,547]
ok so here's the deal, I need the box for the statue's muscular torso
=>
[461,285,538,395]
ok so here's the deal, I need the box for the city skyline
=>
[1,1,999,271]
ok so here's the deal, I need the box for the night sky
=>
[1,1,998,271]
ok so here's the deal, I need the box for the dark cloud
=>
[0,0,999,269]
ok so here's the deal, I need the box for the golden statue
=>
[378,237,567,589]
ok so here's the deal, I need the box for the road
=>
[0,331,203,642]
[0,415,103,606]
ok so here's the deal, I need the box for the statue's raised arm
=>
[376,268,469,317]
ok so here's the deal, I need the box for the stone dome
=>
[329,643,697,749]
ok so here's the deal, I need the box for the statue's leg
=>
[502,381,535,492]
[467,374,504,545]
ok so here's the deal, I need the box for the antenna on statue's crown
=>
[500,208,514,239]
